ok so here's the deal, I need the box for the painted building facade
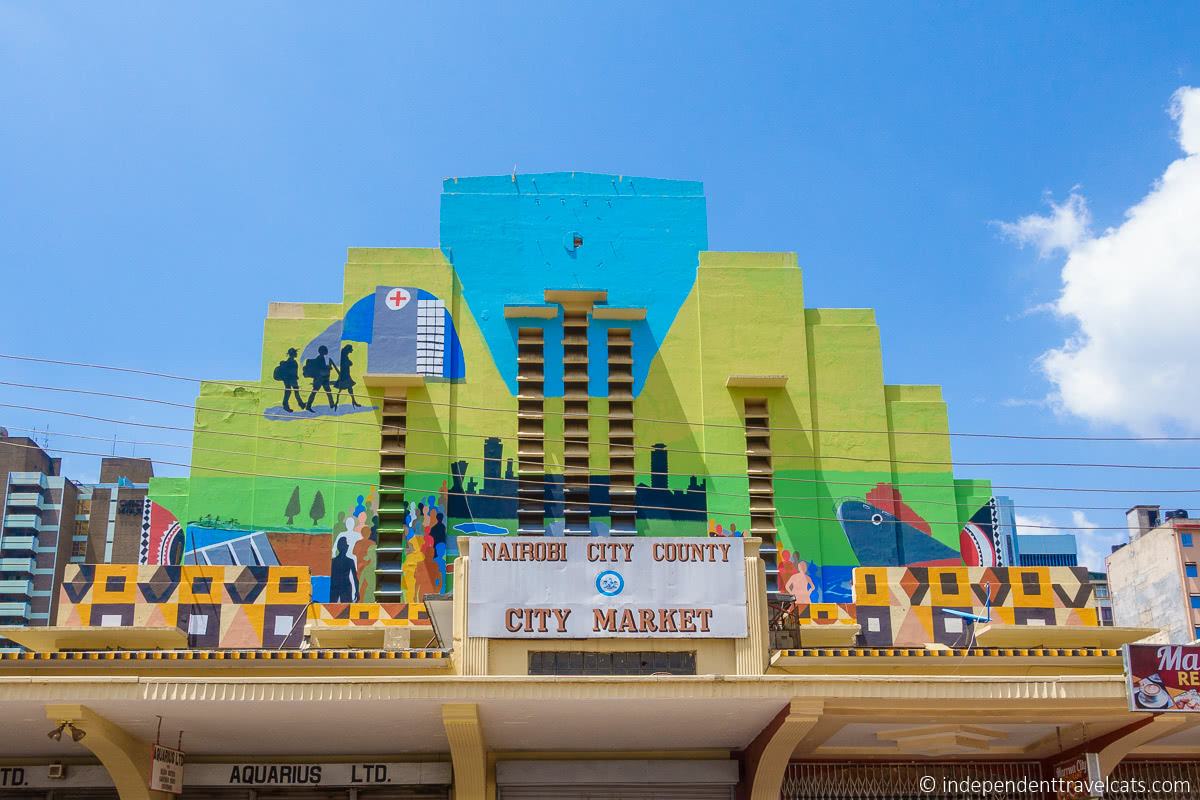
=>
[145,173,1034,622]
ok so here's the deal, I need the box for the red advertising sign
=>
[1124,644,1200,712]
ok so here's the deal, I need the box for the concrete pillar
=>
[443,702,490,800]
[741,699,823,800]
[735,538,770,675]
[44,704,169,800]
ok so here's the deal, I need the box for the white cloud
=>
[1016,511,1120,573]
[998,191,1092,257]
[1003,86,1200,433]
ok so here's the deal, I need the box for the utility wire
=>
[13,423,1197,517]
[5,352,1200,442]
[4,416,1199,514]
[0,437,1152,531]
[5,380,1200,471]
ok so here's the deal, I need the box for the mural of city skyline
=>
[447,437,707,524]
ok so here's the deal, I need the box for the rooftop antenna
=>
[943,581,992,625]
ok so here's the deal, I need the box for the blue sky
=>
[2,3,1199,569]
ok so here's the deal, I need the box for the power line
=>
[5,351,1200,442]
[7,410,1200,510]
[0,437,1150,531]
[6,379,1200,471]
[10,423,1196,516]
[5,398,1200,495]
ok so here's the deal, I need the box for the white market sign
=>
[468,537,747,638]
[149,744,184,794]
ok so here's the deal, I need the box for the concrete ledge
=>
[726,374,788,388]
[972,624,1160,649]
[0,626,186,653]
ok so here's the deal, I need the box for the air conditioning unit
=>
[47,763,66,780]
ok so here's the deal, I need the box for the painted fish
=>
[836,500,962,567]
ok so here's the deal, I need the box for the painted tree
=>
[309,490,326,527]
[284,486,301,526]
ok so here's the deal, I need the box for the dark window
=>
[191,577,212,594]
[529,651,696,676]
[1022,572,1042,592]
[940,572,958,593]
[105,575,125,592]
[279,576,299,593]
[864,574,877,594]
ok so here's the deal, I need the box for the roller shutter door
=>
[498,785,733,800]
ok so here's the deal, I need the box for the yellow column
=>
[745,699,823,800]
[736,537,769,675]
[44,704,168,800]
[1096,715,1200,777]
[443,703,490,800]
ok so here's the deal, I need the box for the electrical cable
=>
[6,421,1200,515]
[5,351,1200,442]
[0,437,1178,529]
[5,380,1200,471]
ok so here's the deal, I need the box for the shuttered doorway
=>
[498,785,733,800]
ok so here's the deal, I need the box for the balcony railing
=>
[6,472,47,490]
[0,557,34,572]
[0,601,31,620]
[0,536,37,553]
[0,579,31,597]
[3,492,43,509]
[2,514,40,530]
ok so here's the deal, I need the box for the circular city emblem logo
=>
[384,287,411,311]
[595,570,624,597]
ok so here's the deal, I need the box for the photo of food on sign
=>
[1125,644,1200,712]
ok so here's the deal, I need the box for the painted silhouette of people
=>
[430,511,447,550]
[305,345,339,413]
[786,560,816,604]
[273,348,306,412]
[333,344,362,408]
[329,536,358,603]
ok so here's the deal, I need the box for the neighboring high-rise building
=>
[0,432,80,640]
[1089,571,1114,626]
[1107,504,1200,643]
[75,456,154,565]
[1015,533,1079,567]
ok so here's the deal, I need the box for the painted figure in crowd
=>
[304,345,340,412]
[330,492,378,603]
[402,497,445,602]
[273,348,306,412]
[329,536,358,603]
[333,344,362,408]
[777,550,816,605]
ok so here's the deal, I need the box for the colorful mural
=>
[59,564,311,649]
[852,566,1099,647]
[146,173,1030,610]
[58,565,429,648]
[139,499,183,566]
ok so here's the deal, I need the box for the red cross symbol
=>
[385,288,411,311]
